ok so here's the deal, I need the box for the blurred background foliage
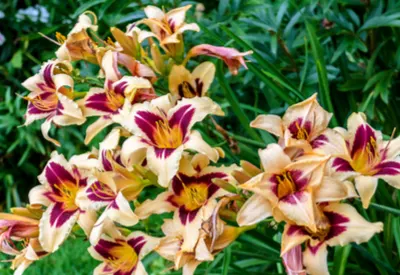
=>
[1,0,400,274]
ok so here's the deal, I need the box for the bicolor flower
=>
[281,203,383,275]
[138,5,199,52]
[135,153,236,252]
[331,112,400,208]
[237,144,329,230]
[120,94,224,187]
[169,62,215,98]
[186,44,252,75]
[89,232,159,275]
[22,60,85,146]
[81,75,154,144]
[28,152,96,252]
[156,213,244,275]
[56,12,99,63]
[251,94,345,157]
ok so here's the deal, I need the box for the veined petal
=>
[127,231,160,258]
[251,114,283,137]
[147,146,184,187]
[311,128,349,158]
[281,224,311,255]
[354,175,378,208]
[29,185,51,206]
[135,191,175,219]
[106,192,139,226]
[168,97,224,135]
[184,130,219,162]
[39,203,79,252]
[286,155,330,188]
[84,117,114,145]
[82,88,116,116]
[120,136,148,169]
[278,191,316,230]
[191,62,215,97]
[77,210,97,237]
[282,245,306,275]
[144,5,165,20]
[236,194,272,226]
[303,240,329,275]
[315,177,357,203]
[166,5,192,29]
[259,144,291,173]
[324,203,383,246]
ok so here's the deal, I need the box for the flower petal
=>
[120,135,148,168]
[303,240,329,275]
[354,175,378,208]
[251,114,283,137]
[84,117,114,145]
[184,130,220,162]
[281,224,310,255]
[315,177,357,203]
[147,146,184,187]
[135,191,175,219]
[236,194,272,226]
[39,203,79,252]
[259,144,291,173]
[324,203,383,246]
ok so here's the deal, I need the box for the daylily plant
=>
[6,3,400,275]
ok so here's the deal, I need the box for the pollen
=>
[153,120,183,149]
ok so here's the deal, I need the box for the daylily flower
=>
[89,232,159,275]
[138,5,199,55]
[22,60,85,146]
[0,208,41,255]
[120,94,224,187]
[28,152,96,252]
[281,203,383,275]
[186,44,252,75]
[110,25,141,58]
[156,213,243,275]
[330,112,400,208]
[56,12,99,63]
[11,238,48,275]
[251,93,345,157]
[135,153,236,252]
[81,75,155,144]
[237,144,330,229]
[169,62,215,98]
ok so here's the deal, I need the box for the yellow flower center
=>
[178,81,196,98]
[53,182,79,210]
[106,89,124,112]
[153,120,183,149]
[107,240,138,273]
[295,121,309,140]
[27,93,59,112]
[351,136,379,175]
[275,171,297,199]
[56,32,67,44]
[174,183,209,211]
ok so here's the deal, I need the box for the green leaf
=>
[221,245,231,275]
[305,20,338,126]
[333,245,351,275]
[72,0,106,18]
[216,61,262,143]
[10,50,23,69]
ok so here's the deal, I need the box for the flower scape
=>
[3,4,400,275]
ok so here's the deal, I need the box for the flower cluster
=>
[2,4,399,275]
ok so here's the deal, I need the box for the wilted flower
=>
[56,12,99,63]
[186,44,252,75]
